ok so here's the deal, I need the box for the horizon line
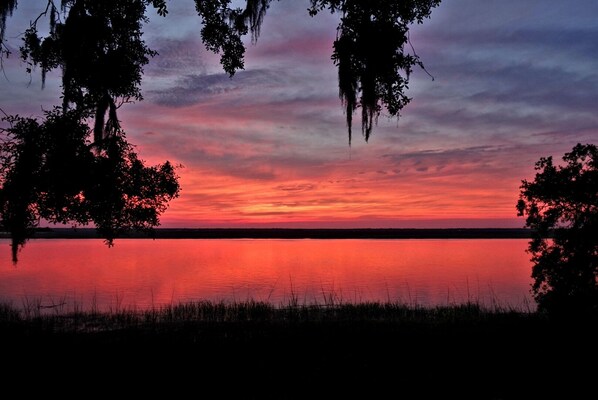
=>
[17,226,535,240]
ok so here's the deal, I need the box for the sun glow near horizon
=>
[3,1,597,230]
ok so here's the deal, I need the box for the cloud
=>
[144,37,208,77]
[275,183,317,192]
[148,69,281,107]
[4,0,598,228]
[404,2,598,144]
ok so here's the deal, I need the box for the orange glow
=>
[155,164,525,227]
[111,74,540,230]
[2,0,591,231]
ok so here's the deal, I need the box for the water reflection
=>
[0,238,534,312]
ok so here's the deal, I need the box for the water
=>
[0,238,535,312]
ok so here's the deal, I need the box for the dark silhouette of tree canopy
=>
[0,109,180,263]
[309,0,440,142]
[517,144,598,316]
[2,0,440,142]
[0,0,440,262]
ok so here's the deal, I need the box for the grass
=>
[1,297,595,399]
[2,290,537,327]
[0,298,528,330]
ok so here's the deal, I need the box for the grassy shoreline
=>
[2,299,595,398]
[0,298,539,330]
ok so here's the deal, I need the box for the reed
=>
[1,295,594,400]
[0,294,541,333]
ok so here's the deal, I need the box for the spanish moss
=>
[0,0,17,43]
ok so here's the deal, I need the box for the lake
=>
[0,238,535,312]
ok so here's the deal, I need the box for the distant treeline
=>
[0,227,536,239]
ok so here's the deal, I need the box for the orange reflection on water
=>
[0,238,534,312]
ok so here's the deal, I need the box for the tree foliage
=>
[0,0,18,61]
[0,0,17,42]
[517,144,598,315]
[18,0,159,142]
[6,0,440,143]
[0,109,180,263]
[0,0,440,262]
[309,0,440,142]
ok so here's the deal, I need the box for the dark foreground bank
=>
[1,301,594,399]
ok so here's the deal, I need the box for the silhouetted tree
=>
[517,143,598,316]
[309,0,440,142]
[0,109,180,263]
[0,0,440,261]
[0,0,17,63]
[4,0,439,143]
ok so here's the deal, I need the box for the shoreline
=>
[1,299,594,399]
[1,227,535,239]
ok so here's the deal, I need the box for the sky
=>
[1,0,597,229]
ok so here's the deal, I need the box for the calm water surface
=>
[0,238,535,312]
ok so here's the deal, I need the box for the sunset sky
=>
[1,0,597,229]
